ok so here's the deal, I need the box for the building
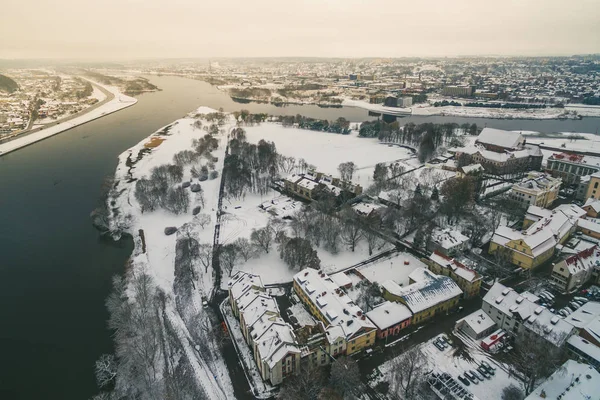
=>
[524,360,600,400]
[509,172,562,208]
[383,96,398,107]
[583,198,600,218]
[585,171,600,199]
[454,128,542,176]
[398,96,412,107]
[228,271,301,385]
[455,310,497,340]
[576,175,591,201]
[365,301,412,339]
[427,228,470,256]
[442,85,474,97]
[475,128,525,152]
[293,268,377,355]
[489,204,585,269]
[482,283,575,347]
[550,246,600,293]
[382,268,462,325]
[566,335,600,370]
[426,252,482,298]
[546,152,600,184]
[578,218,600,239]
[283,170,362,201]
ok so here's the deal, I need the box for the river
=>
[1,75,599,400]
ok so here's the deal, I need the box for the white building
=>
[427,227,470,256]
[509,171,562,208]
[525,360,600,400]
[455,309,497,339]
[482,282,575,347]
[550,246,600,293]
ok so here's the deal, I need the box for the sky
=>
[1,0,599,60]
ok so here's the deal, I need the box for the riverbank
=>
[0,80,137,156]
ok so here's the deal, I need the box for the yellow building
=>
[426,252,482,299]
[509,171,561,209]
[293,268,376,355]
[381,268,462,325]
[582,198,600,218]
[578,218,600,239]
[489,204,585,269]
[585,172,600,200]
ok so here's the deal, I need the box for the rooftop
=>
[476,127,523,150]
[382,268,463,314]
[365,301,412,330]
[457,309,497,335]
[294,268,376,340]
[430,228,470,251]
[428,251,481,283]
[524,360,600,400]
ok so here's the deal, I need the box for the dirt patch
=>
[144,137,165,148]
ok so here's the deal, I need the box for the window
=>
[595,182,598,189]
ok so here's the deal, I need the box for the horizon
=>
[2,0,599,60]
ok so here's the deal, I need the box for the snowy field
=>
[523,131,600,154]
[375,333,522,400]
[0,80,136,156]
[243,123,417,189]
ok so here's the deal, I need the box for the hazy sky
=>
[2,0,599,59]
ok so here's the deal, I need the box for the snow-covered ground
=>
[343,98,412,116]
[412,104,576,120]
[374,333,522,400]
[243,123,416,189]
[0,80,136,156]
[108,107,234,399]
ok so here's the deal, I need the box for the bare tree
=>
[198,243,212,273]
[95,353,117,388]
[250,226,274,254]
[280,237,321,270]
[195,213,211,229]
[277,155,297,175]
[341,220,363,252]
[355,281,382,312]
[507,331,567,395]
[390,347,427,399]
[278,364,326,400]
[502,385,524,400]
[338,161,356,182]
[219,244,240,275]
[329,356,361,398]
[234,238,255,261]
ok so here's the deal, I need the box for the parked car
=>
[434,340,445,351]
[471,370,485,382]
[564,306,574,314]
[464,371,478,384]
[458,375,471,386]
[574,296,588,303]
[477,366,491,379]
[481,360,496,371]
[558,309,569,317]
[569,302,581,310]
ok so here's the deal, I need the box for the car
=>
[464,371,478,384]
[570,302,581,309]
[574,296,588,303]
[558,309,569,317]
[481,364,495,375]
[471,370,485,381]
[564,306,574,314]
[458,375,471,386]
[477,366,491,379]
[550,308,555,313]
[434,340,445,351]
[481,360,496,371]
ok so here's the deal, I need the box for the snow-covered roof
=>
[513,171,561,194]
[330,272,352,288]
[357,252,427,286]
[430,228,470,251]
[294,268,375,340]
[524,360,600,400]
[525,205,552,223]
[578,218,600,234]
[565,302,600,329]
[428,251,481,283]
[476,127,523,150]
[228,271,265,301]
[365,301,412,330]
[383,268,463,314]
[239,294,279,329]
[456,309,496,335]
[549,152,600,168]
[460,163,483,174]
[253,317,301,369]
[351,201,384,217]
[584,198,600,214]
[567,335,600,364]
[288,303,316,327]
[558,246,600,275]
[484,282,575,346]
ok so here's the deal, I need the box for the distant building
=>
[454,128,542,176]
[550,246,600,293]
[398,96,413,107]
[583,198,600,218]
[426,251,482,298]
[546,152,600,184]
[383,96,398,107]
[442,85,474,97]
[509,172,562,209]
[381,268,462,325]
[282,170,362,201]
[524,360,600,400]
